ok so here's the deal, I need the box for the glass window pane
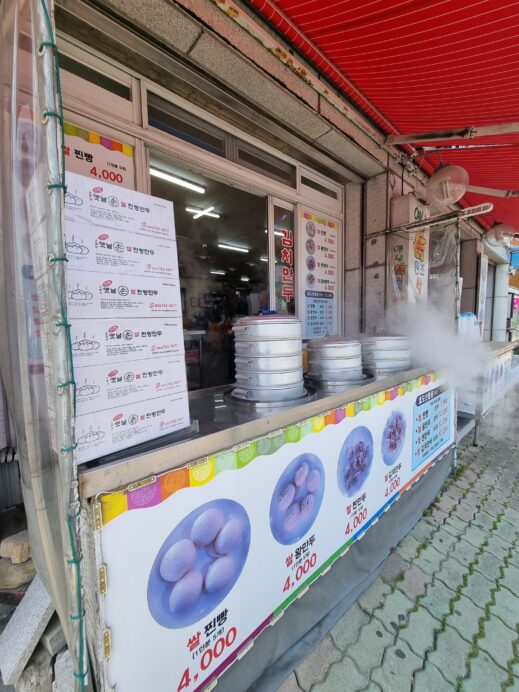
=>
[150,162,268,389]
[237,141,296,188]
[274,205,295,314]
[60,54,132,100]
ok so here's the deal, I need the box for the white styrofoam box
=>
[65,221,179,279]
[66,269,182,318]
[70,318,185,366]
[75,391,190,464]
[76,355,188,416]
[64,171,175,239]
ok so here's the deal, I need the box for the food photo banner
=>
[94,373,455,691]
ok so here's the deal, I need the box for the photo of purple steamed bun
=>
[278,482,296,511]
[300,493,315,518]
[205,556,235,594]
[191,507,225,546]
[159,539,197,582]
[283,502,301,532]
[337,426,374,497]
[214,518,245,555]
[306,468,321,493]
[294,461,309,487]
[169,570,203,614]
[382,411,406,466]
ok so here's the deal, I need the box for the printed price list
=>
[412,386,450,470]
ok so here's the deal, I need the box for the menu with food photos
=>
[64,172,189,464]
[298,209,339,338]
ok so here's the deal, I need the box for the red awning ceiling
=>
[249,0,519,230]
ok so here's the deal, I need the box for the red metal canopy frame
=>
[249,0,519,230]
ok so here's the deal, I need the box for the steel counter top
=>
[78,366,431,499]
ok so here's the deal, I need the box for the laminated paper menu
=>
[65,172,189,464]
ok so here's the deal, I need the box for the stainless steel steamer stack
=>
[306,338,363,382]
[232,316,304,402]
[360,335,412,377]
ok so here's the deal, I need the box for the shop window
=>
[150,162,268,390]
[301,175,338,200]
[236,141,296,188]
[148,94,227,157]
[274,205,295,314]
[59,54,132,100]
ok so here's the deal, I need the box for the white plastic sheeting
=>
[0,0,85,686]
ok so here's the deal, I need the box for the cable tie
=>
[49,255,68,263]
[42,110,63,124]
[55,320,71,329]
[74,671,88,681]
[47,182,67,191]
[38,40,57,55]
[61,443,78,454]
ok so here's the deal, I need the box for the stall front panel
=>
[88,371,455,692]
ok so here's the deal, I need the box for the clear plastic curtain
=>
[0,0,85,686]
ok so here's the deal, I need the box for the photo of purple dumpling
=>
[215,518,245,555]
[306,256,316,271]
[294,462,309,487]
[191,507,225,546]
[337,426,374,497]
[148,499,250,628]
[169,571,203,614]
[283,503,301,532]
[382,411,407,466]
[306,238,316,255]
[306,468,321,493]
[159,539,197,582]
[205,556,235,594]
[278,482,296,511]
[270,453,325,545]
[306,221,317,238]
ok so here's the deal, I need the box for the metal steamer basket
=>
[306,337,365,384]
[361,335,412,375]
[232,316,305,403]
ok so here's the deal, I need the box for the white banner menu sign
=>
[298,209,339,338]
[64,172,189,464]
[94,372,455,691]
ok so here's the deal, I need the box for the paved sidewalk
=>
[279,385,519,692]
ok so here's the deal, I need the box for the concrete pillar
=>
[344,183,363,337]
[492,263,509,341]
[364,173,388,334]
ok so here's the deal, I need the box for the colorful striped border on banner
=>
[64,121,134,157]
[99,372,442,525]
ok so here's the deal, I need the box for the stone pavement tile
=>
[408,521,435,546]
[481,499,505,517]
[445,537,479,568]
[472,510,496,532]
[451,475,472,491]
[459,525,488,550]
[379,553,410,586]
[428,528,458,556]
[413,545,445,576]
[474,549,503,582]
[419,579,455,621]
[463,571,494,607]
[295,635,341,690]
[445,595,483,644]
[485,534,512,562]
[312,655,368,691]
[444,516,468,537]
[423,508,448,528]
[399,607,438,657]
[462,491,484,510]
[372,589,413,633]
[433,494,457,514]
[434,555,467,591]
[357,578,391,613]
[330,602,369,651]
[490,587,519,631]
[371,640,422,692]
[347,619,394,674]
[500,563,519,597]
[494,520,519,546]
[412,661,451,692]
[426,625,471,684]
[452,502,477,524]
[478,615,515,671]
[396,535,421,564]
[277,672,303,692]
[464,651,510,692]
[501,506,519,526]
[397,565,432,602]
